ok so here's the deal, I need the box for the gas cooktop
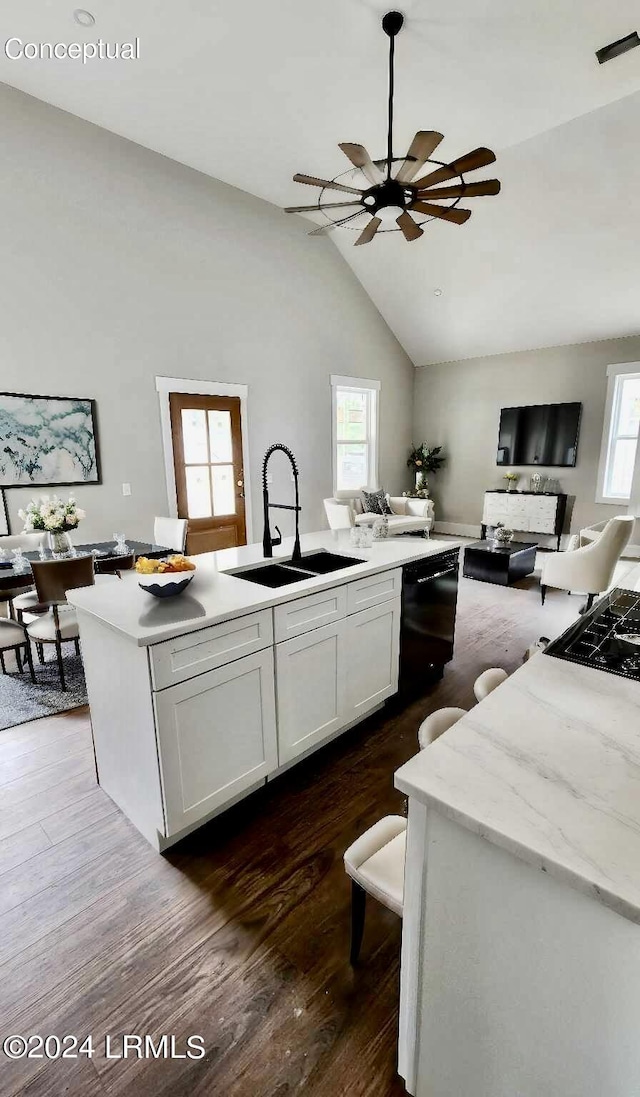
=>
[545,588,640,682]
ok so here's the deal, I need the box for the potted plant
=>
[18,495,86,557]
[406,444,445,497]
[503,471,519,492]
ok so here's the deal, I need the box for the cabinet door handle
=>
[416,567,457,583]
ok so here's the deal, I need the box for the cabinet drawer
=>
[273,585,347,642]
[347,568,402,615]
[150,609,273,690]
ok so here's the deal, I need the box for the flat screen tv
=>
[496,402,581,467]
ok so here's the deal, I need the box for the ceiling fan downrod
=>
[382,11,404,181]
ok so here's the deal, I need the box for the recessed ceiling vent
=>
[596,31,640,65]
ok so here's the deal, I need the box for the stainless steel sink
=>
[230,551,364,588]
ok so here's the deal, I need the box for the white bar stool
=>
[343,815,407,964]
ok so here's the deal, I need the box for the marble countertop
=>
[67,530,459,647]
[396,562,640,924]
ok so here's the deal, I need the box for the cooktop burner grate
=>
[545,588,640,682]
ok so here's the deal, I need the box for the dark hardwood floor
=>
[0,567,580,1097]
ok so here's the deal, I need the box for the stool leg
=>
[350,881,367,966]
[37,643,45,665]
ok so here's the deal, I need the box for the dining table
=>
[0,540,173,594]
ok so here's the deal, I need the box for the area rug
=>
[0,648,87,730]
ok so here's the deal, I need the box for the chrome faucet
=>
[262,444,302,563]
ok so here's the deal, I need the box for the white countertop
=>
[67,530,459,647]
[396,562,640,924]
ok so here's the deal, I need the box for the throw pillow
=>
[362,488,392,515]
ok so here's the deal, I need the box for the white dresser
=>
[481,491,567,551]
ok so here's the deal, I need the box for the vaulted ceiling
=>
[1,0,639,363]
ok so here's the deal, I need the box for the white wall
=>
[413,336,640,535]
[0,84,414,544]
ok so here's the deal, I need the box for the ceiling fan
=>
[284,10,501,245]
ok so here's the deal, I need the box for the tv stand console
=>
[481,490,567,552]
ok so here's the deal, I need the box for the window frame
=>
[331,375,380,499]
[596,363,640,506]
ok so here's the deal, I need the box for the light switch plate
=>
[122,483,132,496]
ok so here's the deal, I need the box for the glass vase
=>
[47,530,72,557]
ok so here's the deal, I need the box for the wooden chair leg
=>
[24,641,36,684]
[350,880,367,966]
[37,642,45,665]
[55,640,66,691]
[540,584,547,605]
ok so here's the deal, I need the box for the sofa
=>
[324,494,434,537]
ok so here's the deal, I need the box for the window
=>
[597,364,640,504]
[331,375,379,497]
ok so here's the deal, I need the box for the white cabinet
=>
[150,609,273,690]
[275,620,347,764]
[275,597,401,765]
[345,599,401,719]
[273,585,347,643]
[347,567,402,614]
[482,491,567,550]
[154,648,277,835]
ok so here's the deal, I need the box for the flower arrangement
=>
[18,495,86,533]
[407,443,445,476]
[503,471,519,490]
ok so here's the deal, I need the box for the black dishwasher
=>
[399,548,460,695]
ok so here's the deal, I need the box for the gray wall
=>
[0,84,414,544]
[413,336,640,536]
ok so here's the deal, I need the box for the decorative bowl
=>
[138,572,194,599]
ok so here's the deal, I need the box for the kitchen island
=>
[68,530,460,851]
[395,564,640,1097]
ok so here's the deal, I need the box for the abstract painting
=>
[0,393,100,487]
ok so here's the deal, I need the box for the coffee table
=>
[463,540,537,586]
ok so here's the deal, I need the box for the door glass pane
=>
[337,391,368,442]
[185,466,212,518]
[607,438,638,497]
[618,377,640,437]
[208,410,233,462]
[336,443,368,491]
[212,464,236,516]
[181,409,208,464]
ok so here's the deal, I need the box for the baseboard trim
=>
[433,521,481,538]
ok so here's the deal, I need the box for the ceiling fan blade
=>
[293,174,363,195]
[396,211,424,242]
[412,148,497,190]
[395,131,444,183]
[338,143,384,186]
[354,217,382,246]
[308,210,365,236]
[410,201,472,225]
[284,201,363,213]
[416,179,501,200]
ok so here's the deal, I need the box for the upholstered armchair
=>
[540,515,635,610]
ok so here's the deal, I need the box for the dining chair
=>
[95,552,135,578]
[0,532,46,618]
[154,517,187,553]
[24,555,95,690]
[0,618,36,683]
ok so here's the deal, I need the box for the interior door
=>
[169,393,247,554]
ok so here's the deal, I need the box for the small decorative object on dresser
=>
[18,495,86,557]
[482,489,567,552]
[503,471,519,492]
[529,472,543,493]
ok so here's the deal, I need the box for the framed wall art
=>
[0,392,100,488]
[0,490,8,535]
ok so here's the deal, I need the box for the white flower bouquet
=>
[18,495,86,534]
